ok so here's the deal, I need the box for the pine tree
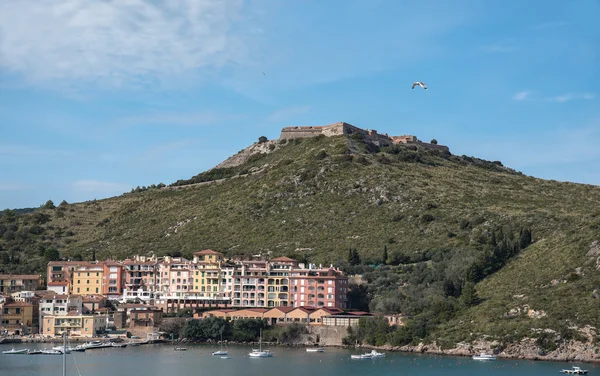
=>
[382,245,388,265]
[519,228,532,249]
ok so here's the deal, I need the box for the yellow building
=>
[43,314,107,338]
[72,264,104,296]
[192,250,223,297]
[266,257,295,307]
[1,299,34,335]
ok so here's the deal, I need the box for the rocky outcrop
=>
[355,335,600,363]
[214,140,279,169]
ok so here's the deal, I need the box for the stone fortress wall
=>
[279,122,449,151]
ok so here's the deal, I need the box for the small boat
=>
[220,356,231,359]
[2,348,29,355]
[472,353,497,361]
[110,342,127,348]
[174,347,187,351]
[82,341,112,349]
[127,342,141,347]
[560,366,588,375]
[27,349,42,355]
[40,349,63,355]
[350,350,385,359]
[306,347,325,353]
[248,329,273,358]
[70,345,87,352]
[52,346,72,354]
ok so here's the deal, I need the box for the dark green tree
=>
[430,139,438,145]
[44,248,60,261]
[2,209,16,223]
[258,136,268,143]
[460,281,480,307]
[59,200,68,207]
[348,248,361,266]
[43,200,56,209]
[519,228,533,249]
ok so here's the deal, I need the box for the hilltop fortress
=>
[279,122,449,151]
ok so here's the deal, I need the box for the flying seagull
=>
[412,82,427,90]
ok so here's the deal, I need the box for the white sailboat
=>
[212,326,228,356]
[248,329,273,358]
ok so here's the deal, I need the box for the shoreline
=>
[3,336,600,364]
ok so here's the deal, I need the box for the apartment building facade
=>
[0,274,42,295]
[46,251,348,311]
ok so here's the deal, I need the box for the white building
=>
[39,294,83,332]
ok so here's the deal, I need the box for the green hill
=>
[1,133,599,350]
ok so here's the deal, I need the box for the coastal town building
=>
[72,263,104,296]
[0,297,34,335]
[198,306,374,327]
[39,294,83,332]
[42,313,107,338]
[0,274,43,295]
[45,252,348,312]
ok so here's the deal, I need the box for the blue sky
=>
[0,0,599,209]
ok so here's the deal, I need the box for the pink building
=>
[289,264,348,309]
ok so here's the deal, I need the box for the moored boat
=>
[2,348,29,355]
[248,329,273,358]
[472,353,497,361]
[350,350,385,359]
[560,366,588,375]
[40,349,63,355]
[306,347,325,353]
[174,347,187,351]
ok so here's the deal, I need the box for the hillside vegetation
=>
[2,133,600,349]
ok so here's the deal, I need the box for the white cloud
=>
[0,0,251,88]
[545,93,595,103]
[513,91,531,101]
[72,180,130,196]
[512,91,595,103]
[265,106,311,123]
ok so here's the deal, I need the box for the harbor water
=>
[1,343,598,376]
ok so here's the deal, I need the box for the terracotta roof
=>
[237,308,269,313]
[313,307,344,314]
[204,309,238,314]
[42,294,69,300]
[4,301,32,307]
[270,257,297,263]
[0,274,41,280]
[47,281,69,286]
[293,306,317,314]
[267,306,296,314]
[82,294,106,303]
[194,249,223,256]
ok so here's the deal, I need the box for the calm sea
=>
[1,343,598,376]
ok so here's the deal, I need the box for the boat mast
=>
[259,329,262,352]
[63,331,67,376]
